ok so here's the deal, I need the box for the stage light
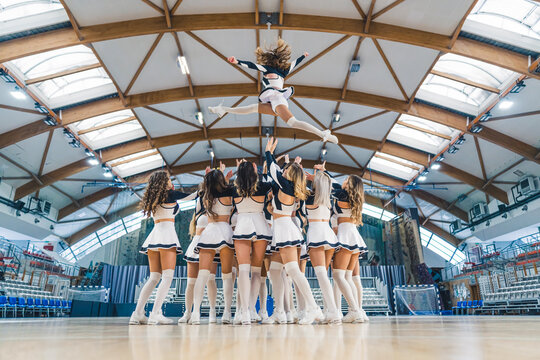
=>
[501,213,508,219]
[103,171,113,178]
[479,111,492,122]
[69,139,81,148]
[448,146,459,154]
[510,80,526,94]
[88,157,99,166]
[486,220,490,226]
[522,205,528,212]
[321,148,327,156]
[0,69,15,83]
[436,155,445,162]
[177,56,190,74]
[10,86,26,100]
[63,129,75,139]
[470,125,483,133]
[43,115,57,126]
[431,162,441,170]
[35,102,48,114]
[34,218,40,224]
[418,175,427,182]
[195,111,204,124]
[455,136,466,145]
[208,148,215,158]
[332,113,341,123]
[499,99,513,109]
[470,226,475,232]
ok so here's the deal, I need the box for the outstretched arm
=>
[287,52,308,75]
[229,56,268,73]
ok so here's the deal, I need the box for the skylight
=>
[0,0,67,36]
[368,153,419,181]
[109,150,164,178]
[69,110,145,150]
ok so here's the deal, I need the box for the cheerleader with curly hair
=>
[209,39,338,144]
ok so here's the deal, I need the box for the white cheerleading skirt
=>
[307,222,339,250]
[183,236,199,263]
[337,222,367,254]
[233,213,272,241]
[271,216,303,252]
[300,242,309,260]
[140,222,182,254]
[259,87,294,112]
[196,221,233,253]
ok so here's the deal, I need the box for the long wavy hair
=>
[188,213,196,237]
[313,171,332,209]
[234,161,258,197]
[284,163,309,201]
[256,38,291,71]
[202,169,230,217]
[140,170,170,217]
[346,175,365,226]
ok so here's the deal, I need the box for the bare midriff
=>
[208,215,230,223]
[155,219,174,224]
[338,217,354,224]
[309,219,329,222]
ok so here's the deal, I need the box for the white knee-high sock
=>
[287,117,327,139]
[345,270,359,306]
[284,262,318,309]
[314,266,337,313]
[220,103,259,115]
[282,270,292,313]
[192,269,210,316]
[268,262,284,314]
[333,269,358,311]
[259,276,268,313]
[333,280,342,313]
[135,272,161,314]
[150,269,174,315]
[249,266,262,312]
[222,272,233,315]
[352,275,363,310]
[207,274,217,311]
[238,264,251,313]
[184,277,196,316]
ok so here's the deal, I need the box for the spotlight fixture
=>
[207,148,215,158]
[470,226,475,232]
[10,86,26,100]
[34,218,40,224]
[457,194,468,202]
[509,80,526,94]
[63,129,75,139]
[321,148,327,156]
[498,99,513,110]
[332,112,341,123]
[102,164,113,177]
[16,211,21,217]
[69,139,81,148]
[85,148,93,157]
[114,176,122,183]
[486,220,490,226]
[0,69,16,83]
[431,162,441,170]
[195,111,204,124]
[479,111,492,122]
[88,156,99,166]
[42,115,57,126]
[502,213,508,219]
[176,55,190,74]
[436,155,445,162]
[418,175,427,182]
[448,146,459,154]
[522,205,528,212]
[49,225,54,230]
[34,102,48,114]
[455,136,466,145]
[470,125,483,133]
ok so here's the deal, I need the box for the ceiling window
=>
[0,0,67,36]
[69,110,145,150]
[109,149,164,178]
[367,152,420,181]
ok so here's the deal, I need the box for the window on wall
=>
[420,226,465,265]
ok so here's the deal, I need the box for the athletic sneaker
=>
[209,309,217,323]
[342,310,363,323]
[190,311,201,325]
[148,312,173,325]
[129,311,148,325]
[261,314,275,324]
[222,310,232,324]
[208,104,226,117]
[177,312,190,324]
[286,311,295,324]
[259,310,270,323]
[325,310,342,325]
[251,309,261,322]
[298,307,319,325]
[233,309,242,325]
[360,309,369,322]
[274,310,288,324]
[241,310,251,325]
[322,130,339,144]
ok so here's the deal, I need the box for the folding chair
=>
[0,295,7,318]
[18,297,27,317]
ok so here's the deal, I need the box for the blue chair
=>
[452,301,461,315]
[42,299,49,316]
[34,298,42,316]
[478,300,484,307]
[0,295,7,318]
[472,300,478,308]
[26,298,34,316]
[18,297,26,317]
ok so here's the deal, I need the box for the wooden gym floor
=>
[1,316,539,360]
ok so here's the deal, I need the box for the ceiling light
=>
[177,55,190,75]
[431,162,441,170]
[10,86,26,100]
[332,113,341,123]
[498,99,513,109]
[509,80,526,94]
[63,129,75,139]
[103,171,113,178]
[85,148,93,157]
[88,157,99,166]
[522,205,528,212]
[43,116,57,126]
[349,60,361,73]
[321,149,327,156]
[208,148,215,158]
[479,111,492,122]
[470,125,483,133]
[195,111,204,125]
[418,175,427,182]
[436,155,445,162]
[69,140,81,148]
[455,136,466,145]
[0,69,16,83]
[501,213,508,219]
[448,146,459,154]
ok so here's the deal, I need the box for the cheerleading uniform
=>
[265,151,304,252]
[237,55,305,112]
[331,184,367,254]
[196,188,235,253]
[140,190,195,254]
[304,195,339,250]
[232,180,273,242]
[184,197,208,263]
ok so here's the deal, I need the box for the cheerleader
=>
[264,137,323,325]
[232,159,273,325]
[352,262,369,321]
[178,198,218,324]
[303,167,341,324]
[190,165,235,325]
[208,39,338,144]
[331,173,367,323]
[129,170,194,325]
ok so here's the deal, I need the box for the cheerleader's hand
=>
[228,56,238,64]
[304,171,314,182]
[314,161,326,171]
[219,161,226,173]
[225,170,234,181]
[265,137,278,154]
[276,154,285,162]
[304,52,309,57]
[284,154,290,164]
[236,158,242,168]
[205,166,212,174]
[295,156,302,164]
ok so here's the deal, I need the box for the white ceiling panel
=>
[129,33,190,95]
[335,111,398,141]
[93,34,159,93]
[0,109,43,134]
[477,138,523,179]
[484,118,540,147]
[177,0,254,14]
[64,0,159,27]
[324,144,373,169]
[375,0,475,36]
[177,141,214,165]
[158,143,193,165]
[212,138,260,159]
[347,38,404,100]
[0,132,48,174]
[0,81,38,110]
[42,128,87,174]
[438,134,484,179]
[198,96,260,129]
[134,107,199,137]
[284,0,362,19]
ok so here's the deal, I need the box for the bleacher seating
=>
[0,279,70,318]
[480,274,540,314]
